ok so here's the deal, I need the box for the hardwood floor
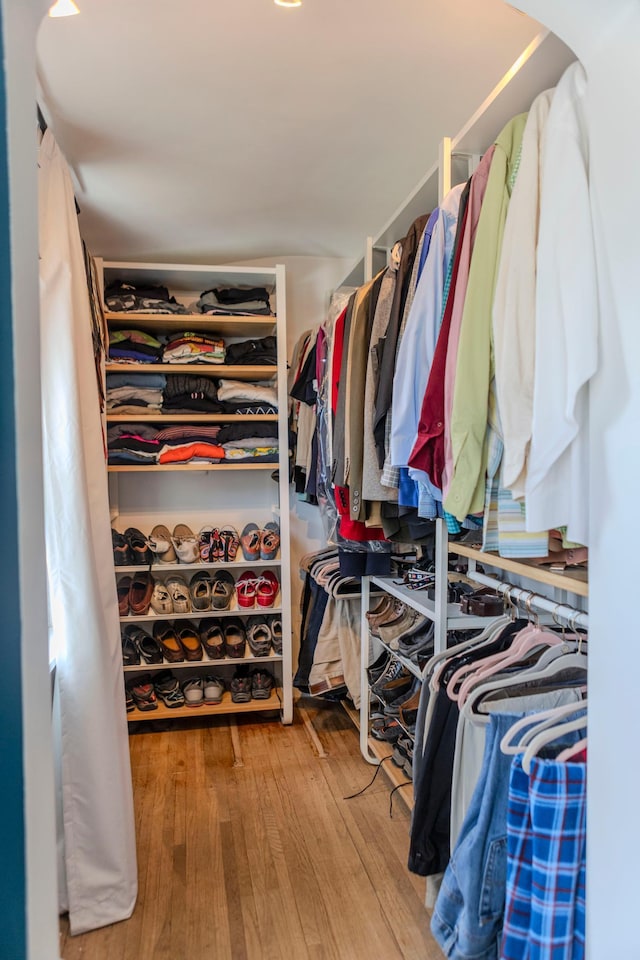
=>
[59,698,442,960]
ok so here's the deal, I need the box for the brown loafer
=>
[200,620,225,660]
[117,576,132,617]
[153,620,184,663]
[129,572,154,616]
[176,620,203,662]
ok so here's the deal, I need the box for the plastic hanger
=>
[500,698,588,755]
[522,713,588,774]
[556,737,588,762]
[428,616,511,692]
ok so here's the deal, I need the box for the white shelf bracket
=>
[438,137,452,203]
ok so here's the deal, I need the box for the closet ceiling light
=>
[274,0,302,7]
[48,0,80,17]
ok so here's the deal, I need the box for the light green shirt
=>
[444,113,527,521]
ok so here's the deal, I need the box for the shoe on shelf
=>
[376,608,427,647]
[370,657,405,693]
[150,580,173,616]
[129,572,155,616]
[126,674,158,712]
[236,570,258,608]
[124,683,135,713]
[366,596,396,626]
[176,620,203,662]
[370,717,402,743]
[369,601,407,635]
[240,522,261,561]
[366,650,391,686]
[165,575,191,614]
[260,522,280,561]
[203,675,225,704]
[189,571,213,611]
[256,571,279,608]
[224,617,247,658]
[200,620,225,660]
[211,570,236,610]
[246,621,272,657]
[198,526,213,562]
[121,631,140,666]
[397,622,435,659]
[251,669,274,700]
[149,524,177,564]
[172,524,200,564]
[230,669,252,704]
[112,529,132,566]
[153,621,184,663]
[125,625,163,664]
[181,676,204,707]
[399,684,422,729]
[384,677,422,718]
[371,664,413,704]
[154,670,185,709]
[220,526,240,562]
[269,617,283,654]
[117,575,132,617]
[124,527,154,566]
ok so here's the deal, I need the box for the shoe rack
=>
[100,260,293,724]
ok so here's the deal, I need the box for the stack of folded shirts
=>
[107,424,160,465]
[217,421,279,463]
[162,374,224,413]
[225,336,277,366]
[106,373,166,414]
[105,280,188,315]
[195,285,273,317]
[162,331,225,364]
[109,329,164,364]
[216,379,278,409]
[156,424,225,465]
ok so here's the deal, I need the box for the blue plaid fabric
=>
[500,756,587,960]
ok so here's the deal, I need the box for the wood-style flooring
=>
[59,697,441,960]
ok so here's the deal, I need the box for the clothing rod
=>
[465,569,589,629]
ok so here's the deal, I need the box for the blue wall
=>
[0,6,27,957]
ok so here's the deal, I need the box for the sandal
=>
[256,571,279,608]
[124,527,154,566]
[150,580,173,615]
[176,620,203,661]
[246,621,272,657]
[209,528,225,562]
[189,571,213,611]
[236,571,259,608]
[260,522,280,561]
[165,575,191,613]
[200,620,225,660]
[153,670,185,709]
[224,617,247,658]
[149,524,177,564]
[210,570,235,610]
[129,572,155,616]
[172,524,200,564]
[126,674,158,712]
[117,576,132,617]
[240,522,261,561]
[220,526,240,562]
[124,625,163,664]
[153,621,184,663]
[198,526,213,562]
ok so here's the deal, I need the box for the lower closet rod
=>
[464,570,589,629]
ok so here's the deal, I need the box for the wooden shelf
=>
[108,462,277,473]
[106,413,278,423]
[123,652,282,672]
[115,558,281,574]
[120,603,282,624]
[127,688,281,722]
[449,542,588,598]
[106,363,276,380]
[106,311,276,337]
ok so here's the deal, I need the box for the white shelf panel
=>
[120,604,282,624]
[115,559,281,574]
[123,653,283,672]
[369,576,498,630]
[106,312,276,338]
[106,414,278,423]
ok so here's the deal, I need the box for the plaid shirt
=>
[501,755,587,960]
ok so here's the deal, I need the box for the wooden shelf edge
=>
[105,311,276,323]
[114,559,281,574]
[448,542,588,598]
[106,414,279,423]
[127,689,281,722]
[108,463,277,472]
[105,363,276,378]
[120,604,282,624]
[123,654,283,672]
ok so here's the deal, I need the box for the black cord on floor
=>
[389,781,412,818]
[343,756,394,800]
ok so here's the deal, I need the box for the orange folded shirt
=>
[158,442,225,464]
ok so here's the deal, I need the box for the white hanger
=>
[500,698,588,756]
[428,616,511,692]
[556,738,588,762]
[522,713,588,774]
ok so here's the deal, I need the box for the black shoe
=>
[121,631,140,666]
[124,527,154,565]
[153,670,185,709]
[366,650,391,686]
[112,528,132,566]
[124,625,163,664]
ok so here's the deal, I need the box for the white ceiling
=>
[37,0,539,263]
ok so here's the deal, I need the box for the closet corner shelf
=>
[105,363,276,381]
[105,312,277,337]
[108,462,277,473]
[127,688,281,723]
[369,576,500,630]
[106,414,279,424]
[448,543,589,598]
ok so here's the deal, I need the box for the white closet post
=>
[364,236,374,283]
[359,575,378,764]
[438,137,452,203]
[275,263,293,724]
[434,518,448,655]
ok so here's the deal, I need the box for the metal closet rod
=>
[465,569,589,629]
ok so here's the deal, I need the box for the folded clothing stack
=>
[105,280,188,315]
[106,372,166,414]
[196,285,273,317]
[156,424,224,465]
[162,331,225,364]
[162,374,224,414]
[109,329,164,364]
[225,336,277,366]
[216,379,278,408]
[217,421,279,463]
[108,423,160,466]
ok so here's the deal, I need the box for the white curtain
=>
[39,129,137,935]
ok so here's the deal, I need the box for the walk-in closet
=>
[3,2,640,959]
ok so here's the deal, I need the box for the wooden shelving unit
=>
[106,362,276,380]
[449,542,588,598]
[127,689,281,723]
